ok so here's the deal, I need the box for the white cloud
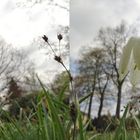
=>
[71,0,140,59]
[0,0,69,47]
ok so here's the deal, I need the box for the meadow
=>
[0,80,140,140]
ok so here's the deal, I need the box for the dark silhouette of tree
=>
[97,74,109,119]
[75,48,109,119]
[97,21,135,118]
[7,77,22,99]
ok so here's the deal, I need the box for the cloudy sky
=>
[0,0,69,83]
[71,0,140,60]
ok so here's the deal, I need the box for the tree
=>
[7,77,22,99]
[75,47,109,119]
[97,22,135,118]
[50,71,69,104]
[97,73,109,119]
[16,0,69,11]
[0,37,35,97]
[23,66,41,93]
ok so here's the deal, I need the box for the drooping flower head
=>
[119,37,140,86]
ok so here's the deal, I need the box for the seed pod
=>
[42,35,48,42]
[57,34,63,41]
[54,55,62,63]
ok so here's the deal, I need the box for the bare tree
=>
[97,73,109,119]
[0,37,35,93]
[75,47,109,119]
[97,22,135,118]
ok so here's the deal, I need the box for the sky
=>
[71,0,140,60]
[0,0,69,83]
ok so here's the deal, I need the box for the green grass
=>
[0,80,140,140]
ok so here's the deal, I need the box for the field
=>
[0,81,140,140]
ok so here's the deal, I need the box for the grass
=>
[0,80,140,140]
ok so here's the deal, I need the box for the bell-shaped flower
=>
[119,37,140,86]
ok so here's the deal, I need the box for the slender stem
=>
[47,42,57,56]
[60,61,76,101]
[60,60,77,140]
[59,40,61,56]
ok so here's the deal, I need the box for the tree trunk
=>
[88,91,94,119]
[88,71,97,119]
[98,93,104,119]
[115,83,123,119]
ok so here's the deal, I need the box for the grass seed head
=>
[57,34,63,41]
[42,35,48,43]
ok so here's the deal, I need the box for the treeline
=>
[73,21,137,119]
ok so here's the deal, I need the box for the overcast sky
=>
[71,0,140,60]
[0,0,69,83]
[1,0,140,82]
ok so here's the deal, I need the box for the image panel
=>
[71,0,140,135]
